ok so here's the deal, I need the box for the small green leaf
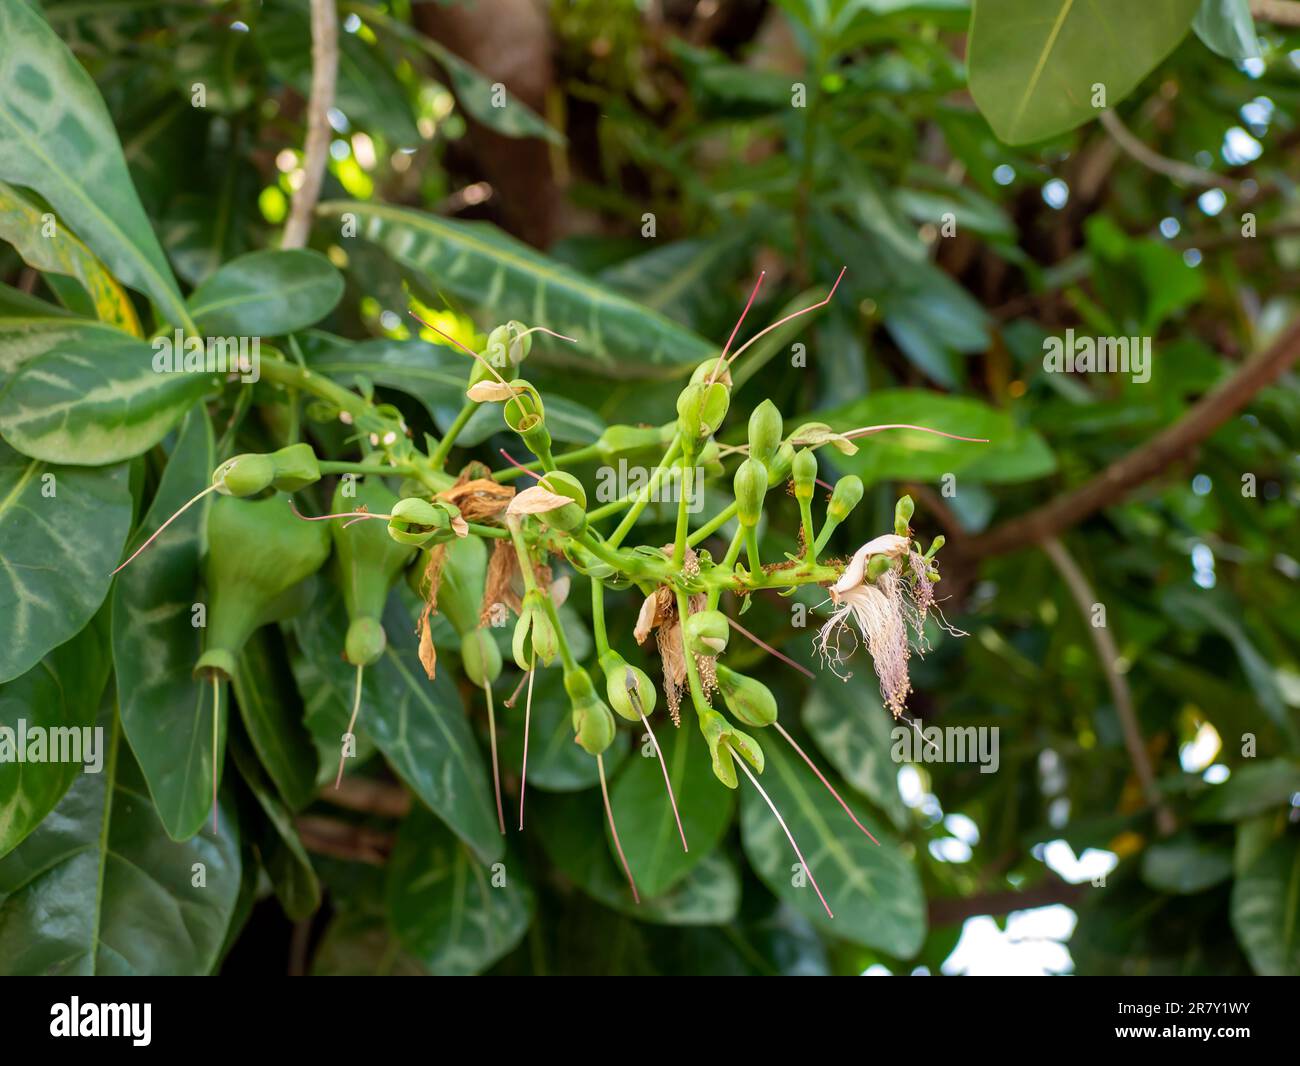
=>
[1193,0,1260,59]
[1140,833,1234,894]
[1231,830,1300,975]
[0,442,131,683]
[1194,759,1300,822]
[188,249,344,336]
[386,806,531,975]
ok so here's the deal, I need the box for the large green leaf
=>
[311,909,428,975]
[1231,831,1300,975]
[386,806,531,975]
[233,627,318,812]
[815,389,1056,485]
[740,740,926,957]
[113,406,219,841]
[293,590,503,863]
[1193,0,1259,59]
[0,0,191,329]
[802,671,908,830]
[0,330,217,465]
[188,249,344,336]
[0,612,111,857]
[0,441,131,683]
[0,312,126,389]
[609,718,734,897]
[535,790,740,925]
[0,711,241,975]
[968,0,1201,145]
[1194,759,1300,822]
[318,201,717,373]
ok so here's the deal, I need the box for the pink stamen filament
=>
[211,675,221,834]
[111,482,218,576]
[717,271,766,366]
[727,266,846,366]
[335,663,364,789]
[734,755,833,919]
[598,752,640,904]
[842,423,990,444]
[726,616,814,679]
[629,681,688,853]
[484,672,506,835]
[289,500,391,523]
[774,722,879,846]
[408,310,511,388]
[498,448,556,492]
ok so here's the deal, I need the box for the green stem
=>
[605,436,683,546]
[707,527,745,610]
[258,356,372,421]
[672,451,691,569]
[492,443,602,482]
[538,594,576,673]
[318,459,410,478]
[430,400,478,470]
[798,495,817,565]
[688,500,738,547]
[508,518,539,594]
[591,579,610,658]
[467,522,510,540]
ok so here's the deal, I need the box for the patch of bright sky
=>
[941,906,1077,976]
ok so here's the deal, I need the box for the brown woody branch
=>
[1251,0,1300,27]
[959,317,1300,559]
[928,877,1088,927]
[282,0,338,249]
[295,816,394,865]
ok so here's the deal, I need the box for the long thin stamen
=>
[111,482,219,575]
[628,679,687,853]
[484,674,506,835]
[516,325,578,344]
[842,423,990,444]
[708,271,766,386]
[335,663,364,789]
[518,653,536,830]
[498,448,557,492]
[900,712,943,755]
[774,722,879,846]
[504,669,529,708]
[290,500,391,523]
[735,755,832,919]
[598,752,639,904]
[726,616,814,679]
[211,676,221,833]
[408,310,511,388]
[727,265,846,366]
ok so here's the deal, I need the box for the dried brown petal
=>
[507,485,572,515]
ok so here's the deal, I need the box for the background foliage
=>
[0,0,1297,976]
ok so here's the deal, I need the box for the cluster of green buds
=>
[117,274,977,906]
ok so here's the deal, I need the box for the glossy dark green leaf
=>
[293,589,503,863]
[233,626,318,812]
[0,441,131,683]
[609,719,734,897]
[386,806,531,975]
[311,909,428,976]
[740,740,926,957]
[802,671,908,830]
[113,406,218,841]
[1231,830,1300,975]
[188,249,344,336]
[318,202,716,372]
[0,0,191,329]
[0,313,127,390]
[968,0,1201,145]
[0,330,216,465]
[0,711,241,975]
[0,613,111,857]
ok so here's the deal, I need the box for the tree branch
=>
[928,877,1087,927]
[960,317,1300,559]
[1099,109,1240,191]
[1042,537,1177,837]
[283,0,338,249]
[1251,0,1300,26]
[318,775,412,819]
[295,816,394,865]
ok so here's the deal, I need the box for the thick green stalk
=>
[430,399,478,470]
[604,436,684,545]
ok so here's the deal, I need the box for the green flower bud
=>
[676,382,706,442]
[269,443,321,492]
[500,380,545,434]
[748,399,783,467]
[734,458,768,528]
[565,667,617,755]
[333,479,412,629]
[345,616,387,667]
[894,494,914,536]
[682,609,729,656]
[598,650,657,722]
[924,534,945,561]
[827,475,864,524]
[689,357,731,386]
[791,448,817,501]
[387,498,450,546]
[715,664,777,728]
[212,453,275,497]
[595,423,673,461]
[698,708,764,789]
[485,320,532,368]
[767,441,795,486]
[194,495,331,680]
[512,591,557,669]
[534,471,588,534]
[461,627,502,687]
